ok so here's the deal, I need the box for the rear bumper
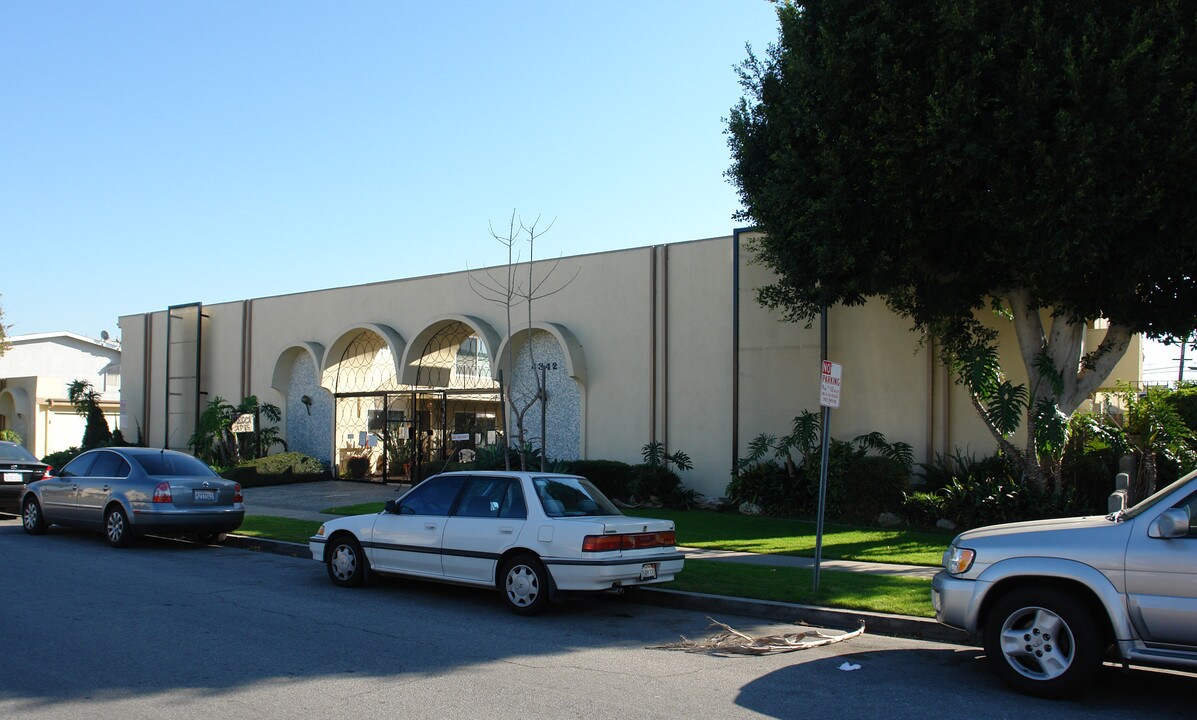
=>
[0,484,27,513]
[129,506,245,535]
[545,552,685,591]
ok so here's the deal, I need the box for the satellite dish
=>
[100,330,110,341]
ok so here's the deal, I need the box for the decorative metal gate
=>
[330,324,504,483]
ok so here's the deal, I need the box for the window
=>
[398,475,467,516]
[133,453,217,477]
[87,451,130,479]
[533,476,620,517]
[0,443,38,462]
[59,453,97,478]
[453,476,526,519]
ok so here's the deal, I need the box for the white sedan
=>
[310,471,684,614]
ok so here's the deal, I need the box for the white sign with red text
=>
[819,360,842,409]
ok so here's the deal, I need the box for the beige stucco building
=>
[116,231,1141,498]
[0,332,122,458]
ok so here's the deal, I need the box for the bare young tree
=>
[468,211,578,470]
[0,295,11,357]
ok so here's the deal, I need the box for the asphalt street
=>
[1,515,1193,719]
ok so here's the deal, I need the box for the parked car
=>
[310,471,684,614]
[20,447,244,547]
[0,440,50,513]
[932,469,1197,697]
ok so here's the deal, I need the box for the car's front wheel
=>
[104,505,134,548]
[500,554,550,616]
[326,535,367,587]
[982,587,1103,698]
[22,497,47,535]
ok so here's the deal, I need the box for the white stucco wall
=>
[116,233,1147,498]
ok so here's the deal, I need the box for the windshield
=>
[1123,468,1197,520]
[533,476,622,518]
[133,452,218,478]
[0,443,38,462]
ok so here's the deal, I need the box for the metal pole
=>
[814,304,830,592]
[1180,333,1189,384]
[540,365,548,471]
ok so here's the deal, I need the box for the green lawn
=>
[322,501,386,516]
[632,509,951,566]
[660,560,935,618]
[319,504,951,566]
[237,515,323,544]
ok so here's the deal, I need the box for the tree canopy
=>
[727,1,1197,485]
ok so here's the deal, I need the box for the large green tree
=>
[727,1,1197,488]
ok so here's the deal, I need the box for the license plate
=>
[193,489,217,503]
[639,563,658,580]
[3,472,22,483]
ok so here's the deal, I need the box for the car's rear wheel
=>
[982,587,1103,698]
[22,497,47,535]
[500,554,549,616]
[104,505,133,548]
[326,535,367,587]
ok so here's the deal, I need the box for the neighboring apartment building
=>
[117,231,1142,498]
[0,332,122,459]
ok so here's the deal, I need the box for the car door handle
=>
[424,523,437,530]
[499,527,514,534]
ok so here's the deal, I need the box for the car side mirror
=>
[1148,508,1190,539]
[384,500,397,514]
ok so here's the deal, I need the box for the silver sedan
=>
[20,447,244,547]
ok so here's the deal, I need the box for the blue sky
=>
[1,1,779,339]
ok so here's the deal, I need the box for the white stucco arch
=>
[399,314,501,386]
[494,322,587,384]
[321,323,406,393]
[270,342,326,395]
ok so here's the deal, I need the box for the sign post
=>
[814,359,841,592]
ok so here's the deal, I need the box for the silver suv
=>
[932,470,1197,697]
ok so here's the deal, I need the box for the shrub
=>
[902,491,946,527]
[725,460,811,516]
[564,459,635,500]
[414,461,471,482]
[220,452,329,486]
[346,456,370,479]
[236,452,324,476]
[42,446,83,470]
[832,455,909,523]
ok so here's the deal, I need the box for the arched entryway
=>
[322,318,505,482]
[402,317,504,467]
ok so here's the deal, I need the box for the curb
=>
[223,532,973,645]
[633,588,972,644]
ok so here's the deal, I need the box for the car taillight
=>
[233,483,243,503]
[41,467,53,480]
[152,482,172,503]
[582,531,676,552]
[582,535,624,552]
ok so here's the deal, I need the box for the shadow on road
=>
[735,645,1197,719]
